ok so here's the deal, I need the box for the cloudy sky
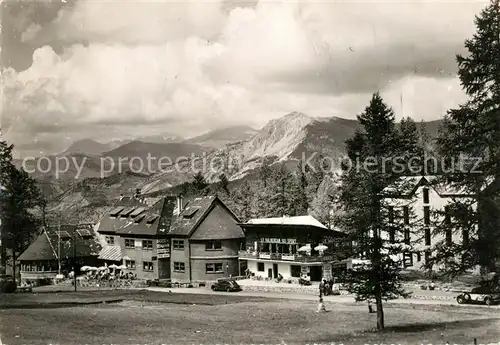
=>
[1,0,487,157]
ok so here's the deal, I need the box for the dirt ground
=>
[1,292,499,345]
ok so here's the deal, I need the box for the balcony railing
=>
[238,251,334,263]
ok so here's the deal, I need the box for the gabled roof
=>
[167,196,240,237]
[167,196,217,237]
[18,224,101,261]
[188,201,244,240]
[246,215,327,229]
[116,196,176,237]
[96,196,148,235]
[381,176,424,196]
[382,175,476,198]
[17,231,57,261]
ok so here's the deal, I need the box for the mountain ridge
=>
[183,125,258,149]
[27,113,444,216]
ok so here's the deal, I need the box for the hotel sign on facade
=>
[157,239,170,259]
[261,238,297,244]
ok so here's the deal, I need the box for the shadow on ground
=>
[383,317,500,333]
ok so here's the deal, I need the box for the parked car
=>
[456,284,500,306]
[0,275,17,293]
[211,279,242,292]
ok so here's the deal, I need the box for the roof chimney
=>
[176,195,183,215]
[134,188,141,199]
[119,193,124,201]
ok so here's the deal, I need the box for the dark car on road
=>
[456,284,500,306]
[211,279,242,292]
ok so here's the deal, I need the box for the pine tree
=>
[418,120,432,155]
[258,164,272,188]
[0,140,14,271]
[306,154,326,195]
[252,164,273,217]
[0,140,44,279]
[309,175,337,227]
[397,118,428,175]
[192,171,208,191]
[218,174,230,196]
[288,161,309,216]
[434,0,500,276]
[268,164,293,217]
[339,93,415,331]
[231,180,255,222]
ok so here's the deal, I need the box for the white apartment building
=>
[382,175,477,271]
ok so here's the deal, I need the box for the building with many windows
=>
[113,196,176,280]
[96,193,175,280]
[382,175,477,271]
[167,195,245,283]
[95,193,149,268]
[238,215,349,282]
[96,193,244,282]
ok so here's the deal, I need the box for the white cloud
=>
[33,0,227,44]
[382,76,467,121]
[3,0,486,156]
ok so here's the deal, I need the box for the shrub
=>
[1,280,17,293]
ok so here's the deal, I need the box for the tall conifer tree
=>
[434,0,500,276]
[289,161,309,216]
[339,93,417,330]
[0,139,43,278]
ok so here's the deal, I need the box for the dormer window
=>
[146,215,159,224]
[134,215,146,223]
[76,229,92,238]
[182,207,200,218]
[120,207,135,217]
[130,207,147,218]
[109,207,125,217]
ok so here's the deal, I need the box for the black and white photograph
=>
[0,0,499,344]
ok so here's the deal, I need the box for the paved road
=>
[144,286,500,309]
[30,284,500,310]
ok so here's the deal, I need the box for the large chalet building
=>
[95,193,150,273]
[238,215,348,282]
[381,175,477,271]
[96,193,244,282]
[168,195,245,283]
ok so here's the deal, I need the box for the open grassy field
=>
[1,292,499,345]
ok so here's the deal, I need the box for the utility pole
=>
[58,217,61,275]
[73,230,77,292]
[0,184,6,275]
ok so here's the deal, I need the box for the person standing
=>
[317,296,327,312]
